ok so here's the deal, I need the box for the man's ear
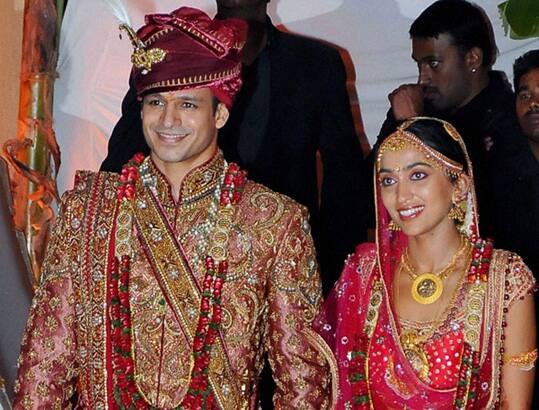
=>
[453,173,471,202]
[215,103,229,129]
[466,47,483,72]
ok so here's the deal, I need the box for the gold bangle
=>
[503,348,538,371]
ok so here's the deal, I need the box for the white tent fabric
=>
[54,0,539,195]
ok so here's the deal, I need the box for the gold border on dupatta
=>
[485,251,509,408]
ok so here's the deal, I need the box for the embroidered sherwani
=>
[13,153,331,409]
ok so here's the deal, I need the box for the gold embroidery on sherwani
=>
[224,288,265,345]
[14,152,332,410]
[80,172,118,410]
[131,169,242,409]
[130,260,191,404]
[250,191,286,232]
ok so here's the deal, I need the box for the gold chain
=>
[402,235,469,280]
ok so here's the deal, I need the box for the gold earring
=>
[388,220,401,231]
[448,201,465,224]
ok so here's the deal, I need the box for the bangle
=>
[503,348,538,371]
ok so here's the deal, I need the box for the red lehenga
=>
[314,128,535,409]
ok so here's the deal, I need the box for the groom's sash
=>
[132,183,242,409]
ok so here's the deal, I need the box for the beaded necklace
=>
[109,154,246,410]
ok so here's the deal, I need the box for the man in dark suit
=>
[496,50,539,279]
[101,0,370,297]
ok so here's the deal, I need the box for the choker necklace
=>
[401,236,469,305]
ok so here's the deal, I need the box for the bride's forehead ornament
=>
[376,124,464,180]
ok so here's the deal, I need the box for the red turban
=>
[128,7,246,108]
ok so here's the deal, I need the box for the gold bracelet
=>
[503,348,538,371]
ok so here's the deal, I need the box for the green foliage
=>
[499,0,539,39]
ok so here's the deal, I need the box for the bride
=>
[315,117,536,409]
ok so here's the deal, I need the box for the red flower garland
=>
[454,342,473,409]
[109,154,246,410]
[220,162,245,206]
[181,257,227,409]
[116,153,145,201]
[454,238,492,410]
[110,255,148,409]
[467,238,493,284]
[348,334,370,409]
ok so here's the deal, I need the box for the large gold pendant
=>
[400,330,430,382]
[411,273,443,304]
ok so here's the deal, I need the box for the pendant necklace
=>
[401,236,469,305]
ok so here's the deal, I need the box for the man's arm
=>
[265,206,331,409]
[13,195,80,409]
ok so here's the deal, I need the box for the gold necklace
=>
[398,248,472,382]
[395,264,431,381]
[401,236,469,305]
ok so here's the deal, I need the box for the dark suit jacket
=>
[100,23,370,295]
[495,142,539,276]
